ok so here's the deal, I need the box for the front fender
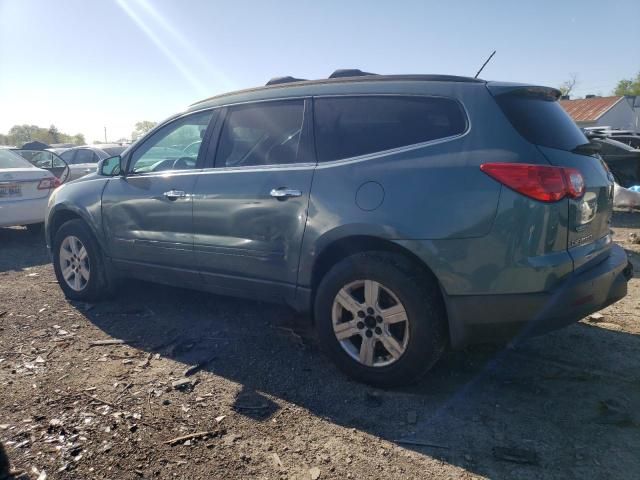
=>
[45,177,110,254]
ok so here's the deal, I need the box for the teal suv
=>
[46,70,633,386]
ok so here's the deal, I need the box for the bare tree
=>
[559,73,579,97]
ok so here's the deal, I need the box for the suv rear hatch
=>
[488,83,614,271]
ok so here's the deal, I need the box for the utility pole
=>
[104,126,107,143]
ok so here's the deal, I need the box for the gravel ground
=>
[1,213,639,480]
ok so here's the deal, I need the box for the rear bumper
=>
[0,196,49,227]
[446,243,632,348]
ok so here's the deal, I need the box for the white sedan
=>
[0,149,60,233]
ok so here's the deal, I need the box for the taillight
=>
[480,163,585,202]
[37,177,61,190]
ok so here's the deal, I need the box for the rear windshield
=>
[495,90,588,151]
[0,149,33,169]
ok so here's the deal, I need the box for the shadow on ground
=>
[0,227,49,272]
[76,279,640,480]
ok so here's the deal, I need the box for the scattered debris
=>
[629,232,640,245]
[271,452,283,469]
[394,439,449,449]
[273,326,305,347]
[171,378,198,392]
[82,392,116,408]
[89,339,126,347]
[492,446,539,465]
[234,403,269,411]
[183,355,216,377]
[164,431,219,446]
[137,353,152,369]
[588,312,605,322]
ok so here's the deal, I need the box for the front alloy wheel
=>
[332,280,409,367]
[59,235,90,292]
[52,218,114,301]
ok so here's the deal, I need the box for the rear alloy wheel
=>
[332,280,409,367]
[315,252,447,387]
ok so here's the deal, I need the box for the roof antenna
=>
[474,50,496,79]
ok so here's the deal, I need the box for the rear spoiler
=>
[486,82,561,101]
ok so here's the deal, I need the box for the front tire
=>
[52,219,113,301]
[314,252,447,387]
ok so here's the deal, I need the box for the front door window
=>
[129,111,214,173]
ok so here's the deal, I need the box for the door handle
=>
[270,187,302,199]
[163,190,187,201]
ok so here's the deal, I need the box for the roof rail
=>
[265,76,307,86]
[328,69,378,79]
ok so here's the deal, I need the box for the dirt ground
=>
[1,213,639,480]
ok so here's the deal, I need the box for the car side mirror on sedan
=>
[98,155,124,176]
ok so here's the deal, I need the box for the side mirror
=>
[98,155,124,176]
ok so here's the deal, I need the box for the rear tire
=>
[52,219,114,301]
[314,251,447,387]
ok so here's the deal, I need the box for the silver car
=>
[0,149,60,232]
[59,145,127,181]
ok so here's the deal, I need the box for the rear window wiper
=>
[572,142,601,156]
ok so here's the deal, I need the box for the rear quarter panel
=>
[298,83,553,292]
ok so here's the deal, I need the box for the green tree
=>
[47,125,61,143]
[8,124,40,145]
[613,71,640,95]
[1,125,86,146]
[132,120,157,140]
[71,134,86,145]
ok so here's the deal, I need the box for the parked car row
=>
[583,128,640,190]
[0,149,61,233]
[58,145,128,181]
[0,144,129,230]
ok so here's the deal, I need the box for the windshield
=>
[495,90,588,151]
[0,149,34,169]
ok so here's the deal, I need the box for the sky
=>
[1,0,639,143]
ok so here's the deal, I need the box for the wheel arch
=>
[310,235,441,292]
[47,205,107,254]
[304,233,449,338]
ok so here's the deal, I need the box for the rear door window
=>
[215,100,305,168]
[60,150,76,164]
[74,149,99,164]
[314,96,467,162]
[494,90,588,151]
